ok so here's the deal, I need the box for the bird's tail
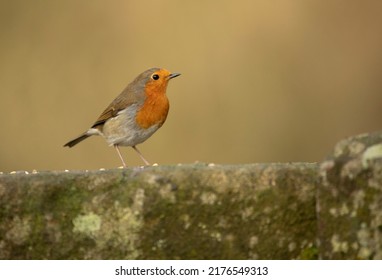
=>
[63,132,91,148]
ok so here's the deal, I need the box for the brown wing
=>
[91,69,153,128]
[91,84,143,128]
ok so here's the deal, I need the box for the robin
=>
[64,67,181,167]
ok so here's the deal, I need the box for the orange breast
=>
[135,93,169,129]
[135,69,173,129]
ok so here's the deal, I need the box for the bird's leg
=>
[114,145,127,168]
[132,146,150,166]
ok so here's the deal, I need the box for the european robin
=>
[64,68,181,167]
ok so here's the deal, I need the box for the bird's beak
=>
[169,73,181,79]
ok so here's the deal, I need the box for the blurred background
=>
[1,0,381,171]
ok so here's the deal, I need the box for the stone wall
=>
[1,131,382,259]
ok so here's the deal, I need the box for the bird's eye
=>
[152,74,159,80]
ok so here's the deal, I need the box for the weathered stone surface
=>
[2,131,382,259]
[318,131,382,259]
[0,163,318,259]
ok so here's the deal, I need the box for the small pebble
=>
[152,163,159,166]
[208,163,216,167]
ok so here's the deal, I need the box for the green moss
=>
[300,247,319,260]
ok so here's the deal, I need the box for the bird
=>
[64,67,181,167]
